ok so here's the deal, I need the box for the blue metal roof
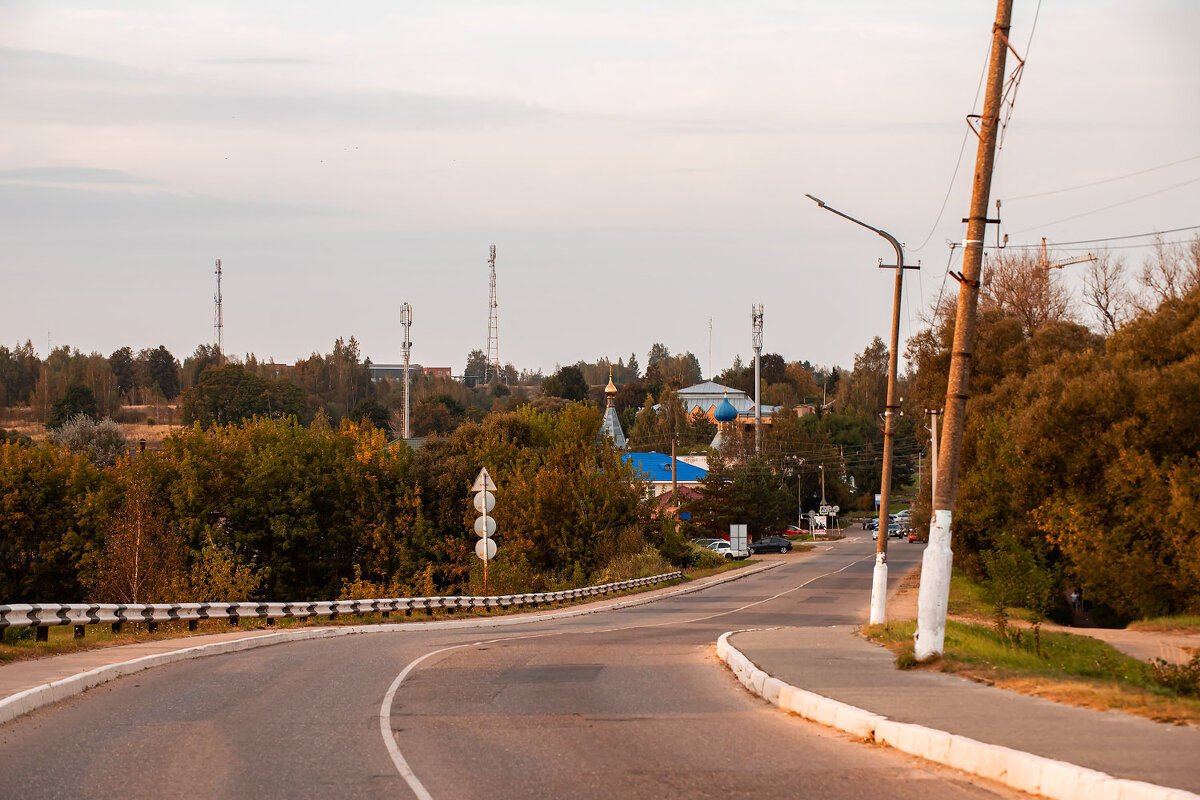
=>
[623,452,708,483]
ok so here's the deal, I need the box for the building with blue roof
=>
[623,452,708,497]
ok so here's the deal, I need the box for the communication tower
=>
[485,245,500,383]
[401,302,413,439]
[214,259,224,364]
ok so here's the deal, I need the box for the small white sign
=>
[471,468,497,492]
[473,516,497,538]
[475,538,497,560]
[473,491,495,513]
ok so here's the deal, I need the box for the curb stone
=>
[716,630,1200,800]
[0,562,781,726]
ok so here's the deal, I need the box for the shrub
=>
[48,414,128,468]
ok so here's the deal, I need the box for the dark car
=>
[749,535,793,555]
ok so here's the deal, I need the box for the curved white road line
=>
[381,554,875,798]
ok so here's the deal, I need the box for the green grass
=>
[1128,615,1200,633]
[864,618,1200,724]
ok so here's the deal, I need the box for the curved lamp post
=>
[806,194,917,625]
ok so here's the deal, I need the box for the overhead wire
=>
[1009,175,1200,234]
[1003,154,1200,201]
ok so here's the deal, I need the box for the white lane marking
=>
[381,553,875,798]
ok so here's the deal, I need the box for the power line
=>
[1010,175,1200,234]
[1003,154,1200,201]
[990,223,1200,249]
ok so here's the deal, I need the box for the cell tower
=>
[752,303,764,454]
[214,259,224,364]
[401,302,413,439]
[485,245,500,383]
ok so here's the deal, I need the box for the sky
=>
[2,1,1198,378]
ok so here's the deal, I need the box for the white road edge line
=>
[715,632,1200,800]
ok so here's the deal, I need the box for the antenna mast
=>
[401,302,413,439]
[752,304,763,454]
[485,245,500,384]
[214,258,224,364]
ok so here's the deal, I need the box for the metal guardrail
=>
[0,571,685,642]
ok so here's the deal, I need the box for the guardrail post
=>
[147,621,158,633]
[73,625,85,639]
[111,622,122,634]
[266,618,275,627]
[36,627,47,642]
[188,620,198,631]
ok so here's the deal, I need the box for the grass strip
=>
[864,619,1200,726]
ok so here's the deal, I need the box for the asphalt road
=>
[0,533,1022,800]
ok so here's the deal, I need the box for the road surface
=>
[0,532,1020,799]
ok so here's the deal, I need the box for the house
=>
[622,452,707,497]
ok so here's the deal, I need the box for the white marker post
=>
[472,467,498,596]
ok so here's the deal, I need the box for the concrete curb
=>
[716,630,1200,800]
[0,562,781,726]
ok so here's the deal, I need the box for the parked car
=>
[749,536,793,554]
[908,530,920,543]
[888,522,904,538]
[865,518,879,531]
[691,538,722,549]
[777,525,805,536]
[708,540,748,559]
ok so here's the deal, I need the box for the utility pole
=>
[401,302,413,440]
[213,259,224,365]
[916,0,1015,660]
[806,195,917,626]
[752,304,763,454]
[926,409,941,502]
[671,437,678,495]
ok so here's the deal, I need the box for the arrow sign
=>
[473,515,497,538]
[471,467,497,492]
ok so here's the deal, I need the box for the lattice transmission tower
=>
[485,245,500,383]
[214,258,224,365]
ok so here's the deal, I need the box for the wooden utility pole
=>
[915,0,1015,660]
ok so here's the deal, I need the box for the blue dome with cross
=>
[714,396,738,423]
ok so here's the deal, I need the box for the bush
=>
[1150,654,1200,697]
[48,414,128,468]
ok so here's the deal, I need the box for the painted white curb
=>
[0,562,781,727]
[716,631,1200,800]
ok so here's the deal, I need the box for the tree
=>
[179,364,306,427]
[139,345,181,399]
[1082,251,1132,335]
[351,398,390,430]
[48,384,98,429]
[183,343,223,390]
[108,346,136,397]
[628,352,640,378]
[90,473,182,603]
[981,251,1074,335]
[464,349,488,387]
[0,340,40,405]
[542,365,588,401]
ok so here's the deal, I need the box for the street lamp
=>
[806,194,918,625]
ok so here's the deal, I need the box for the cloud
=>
[0,167,151,185]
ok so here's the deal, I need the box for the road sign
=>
[471,467,497,492]
[473,490,495,513]
[475,538,497,560]
[473,515,497,538]
[819,504,834,515]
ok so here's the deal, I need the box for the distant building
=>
[623,452,707,497]
[671,381,784,422]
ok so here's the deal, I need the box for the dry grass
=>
[0,410,183,447]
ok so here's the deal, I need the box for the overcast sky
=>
[2,1,1198,377]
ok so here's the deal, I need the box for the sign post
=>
[472,467,498,596]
